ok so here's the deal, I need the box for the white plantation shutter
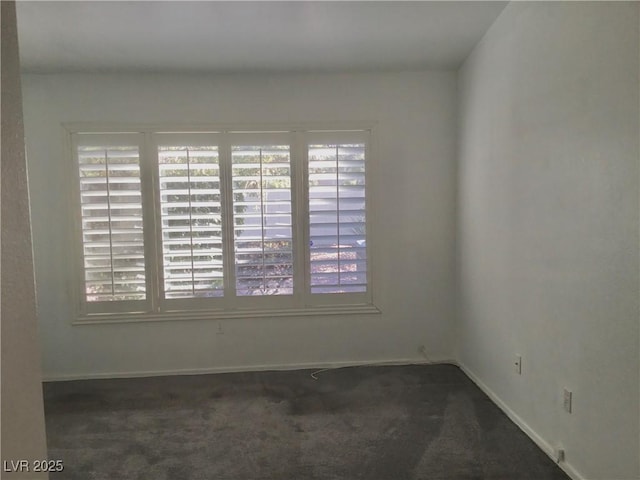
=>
[308,141,367,294]
[76,138,147,307]
[231,143,293,296]
[157,143,224,300]
[72,126,373,319]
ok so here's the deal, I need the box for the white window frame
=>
[303,130,372,307]
[70,132,153,317]
[66,124,380,324]
[151,132,227,313]
[228,131,299,310]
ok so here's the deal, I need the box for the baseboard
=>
[458,363,587,480]
[42,356,458,382]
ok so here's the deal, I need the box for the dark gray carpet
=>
[43,364,569,480]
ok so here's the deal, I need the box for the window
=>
[231,140,293,297]
[308,141,367,294]
[70,127,374,321]
[75,134,150,315]
[155,136,224,308]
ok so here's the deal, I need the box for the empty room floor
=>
[44,364,569,480]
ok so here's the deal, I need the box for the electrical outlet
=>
[563,389,572,413]
[554,447,565,464]
[514,355,522,374]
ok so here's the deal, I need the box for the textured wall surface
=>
[457,3,639,479]
[22,70,458,379]
[1,0,49,477]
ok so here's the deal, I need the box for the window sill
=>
[72,304,382,325]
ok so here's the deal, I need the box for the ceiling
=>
[16,1,507,74]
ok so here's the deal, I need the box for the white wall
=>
[1,1,49,476]
[22,71,458,380]
[457,3,639,480]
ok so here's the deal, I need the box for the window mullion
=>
[141,132,160,312]
[297,133,312,305]
[290,132,305,307]
[364,133,374,299]
[219,134,236,303]
[70,133,87,316]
